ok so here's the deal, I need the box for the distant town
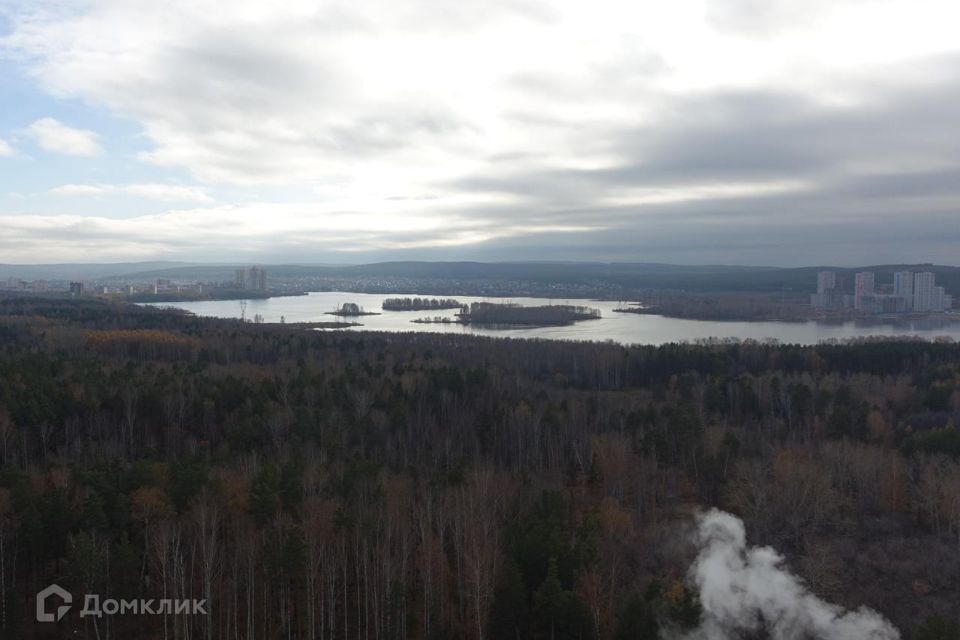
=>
[811,270,953,315]
[0,265,273,299]
[1,261,958,323]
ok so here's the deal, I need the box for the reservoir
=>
[147,291,960,346]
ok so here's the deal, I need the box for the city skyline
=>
[813,267,953,313]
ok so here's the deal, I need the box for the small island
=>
[296,320,363,329]
[325,302,381,317]
[411,316,461,324]
[612,292,813,321]
[451,302,601,327]
[382,297,461,311]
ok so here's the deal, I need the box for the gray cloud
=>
[704,0,890,37]
[434,55,960,264]
[463,59,960,196]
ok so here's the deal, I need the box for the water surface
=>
[147,291,960,346]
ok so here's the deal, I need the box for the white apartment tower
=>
[894,270,914,311]
[894,271,913,296]
[235,266,268,291]
[933,286,946,312]
[913,272,936,313]
[854,272,875,310]
[817,270,836,294]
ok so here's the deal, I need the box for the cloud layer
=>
[25,117,103,156]
[0,201,593,263]
[2,0,960,263]
[51,183,213,203]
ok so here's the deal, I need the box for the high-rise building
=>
[236,266,267,291]
[811,270,840,309]
[854,272,875,310]
[817,271,836,294]
[933,286,946,312]
[69,282,83,297]
[249,266,267,291]
[893,271,914,310]
[913,272,936,312]
[874,294,908,313]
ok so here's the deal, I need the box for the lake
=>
[146,291,960,346]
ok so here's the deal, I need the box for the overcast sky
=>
[1,0,959,266]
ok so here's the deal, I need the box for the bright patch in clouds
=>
[25,117,103,157]
[0,138,13,157]
[2,0,960,263]
[0,201,596,263]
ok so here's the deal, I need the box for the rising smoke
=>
[679,509,901,640]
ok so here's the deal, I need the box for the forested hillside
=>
[0,298,958,639]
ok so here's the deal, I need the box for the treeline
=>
[327,302,379,317]
[622,291,813,321]
[382,297,461,311]
[127,289,278,303]
[463,302,601,326]
[0,298,959,638]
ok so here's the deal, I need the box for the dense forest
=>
[618,291,813,321]
[326,303,380,317]
[462,303,602,326]
[382,299,461,312]
[0,297,959,639]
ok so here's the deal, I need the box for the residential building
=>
[236,266,268,291]
[249,266,267,291]
[913,272,936,313]
[817,271,836,294]
[893,271,914,310]
[854,272,875,310]
[153,278,173,294]
[874,294,909,313]
[811,270,840,309]
[933,286,946,312]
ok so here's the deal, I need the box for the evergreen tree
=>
[487,556,528,640]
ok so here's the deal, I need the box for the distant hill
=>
[258,261,960,293]
[112,265,241,282]
[0,261,201,280]
[4,261,960,293]
[103,261,787,289]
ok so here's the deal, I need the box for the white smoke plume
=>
[680,509,901,640]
